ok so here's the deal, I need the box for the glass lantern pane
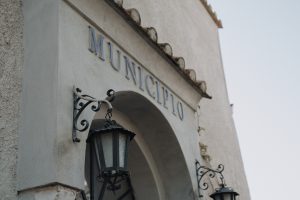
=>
[93,137,102,170]
[118,133,127,168]
[223,193,232,200]
[213,196,221,200]
[101,133,113,168]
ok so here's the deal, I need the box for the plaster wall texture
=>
[18,0,59,190]
[0,0,23,199]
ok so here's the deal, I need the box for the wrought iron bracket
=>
[195,160,225,198]
[72,86,115,143]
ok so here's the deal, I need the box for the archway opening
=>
[85,91,194,200]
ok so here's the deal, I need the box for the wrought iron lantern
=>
[195,160,239,200]
[210,184,239,200]
[87,118,135,177]
[87,117,135,199]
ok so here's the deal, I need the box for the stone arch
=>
[85,90,194,200]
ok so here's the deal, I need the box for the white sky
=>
[208,0,300,199]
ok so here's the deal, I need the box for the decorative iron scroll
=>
[195,160,225,198]
[72,87,115,142]
[78,174,135,200]
[96,173,135,200]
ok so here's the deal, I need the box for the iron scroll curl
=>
[195,160,225,197]
[72,87,115,142]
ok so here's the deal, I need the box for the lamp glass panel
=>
[101,133,113,168]
[212,196,221,200]
[93,137,103,170]
[118,133,127,168]
[223,193,232,200]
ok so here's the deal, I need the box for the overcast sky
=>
[208,0,300,199]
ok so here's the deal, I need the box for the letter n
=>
[124,56,137,85]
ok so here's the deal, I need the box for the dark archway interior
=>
[127,140,160,200]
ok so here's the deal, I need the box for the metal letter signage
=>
[88,26,184,121]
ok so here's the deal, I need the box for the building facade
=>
[0,0,251,199]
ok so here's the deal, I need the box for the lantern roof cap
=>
[210,185,239,198]
[87,119,135,143]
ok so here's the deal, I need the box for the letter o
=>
[177,101,184,120]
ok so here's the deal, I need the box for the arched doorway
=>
[85,91,194,200]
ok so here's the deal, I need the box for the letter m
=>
[88,26,105,60]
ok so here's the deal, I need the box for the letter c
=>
[145,75,156,99]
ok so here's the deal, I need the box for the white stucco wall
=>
[0,0,23,199]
